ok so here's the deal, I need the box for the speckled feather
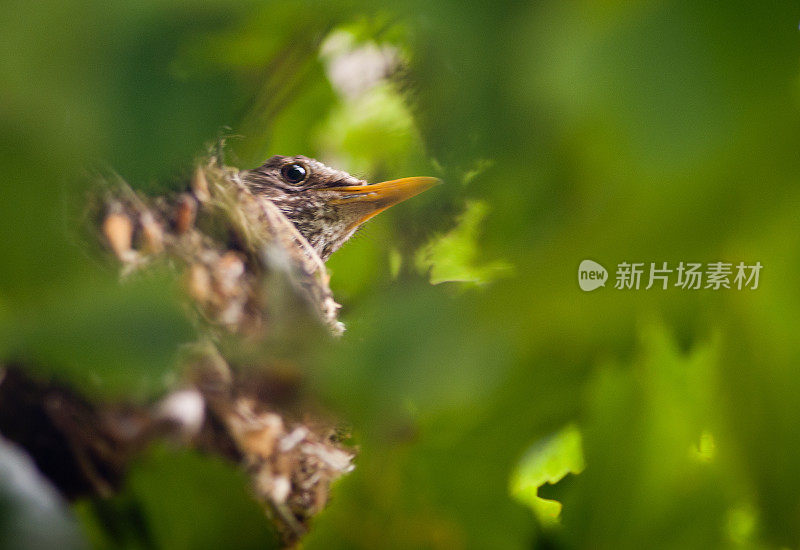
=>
[241,155,369,261]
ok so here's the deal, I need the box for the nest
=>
[99,156,343,335]
[0,154,356,546]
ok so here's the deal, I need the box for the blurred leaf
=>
[561,326,737,549]
[316,81,422,178]
[74,446,278,549]
[416,201,512,285]
[0,273,193,401]
[510,424,584,526]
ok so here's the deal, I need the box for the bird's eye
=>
[280,163,307,184]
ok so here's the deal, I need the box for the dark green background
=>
[2,1,799,548]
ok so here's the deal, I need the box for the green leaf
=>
[415,201,512,285]
[74,446,278,550]
[0,273,193,401]
[510,424,584,525]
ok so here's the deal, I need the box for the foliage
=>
[510,424,584,526]
[74,447,279,550]
[415,200,513,285]
[3,0,800,548]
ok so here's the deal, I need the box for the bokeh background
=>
[3,0,800,548]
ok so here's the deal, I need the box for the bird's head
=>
[242,155,439,261]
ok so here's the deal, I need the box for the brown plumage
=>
[242,155,439,261]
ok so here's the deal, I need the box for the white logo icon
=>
[578,260,608,292]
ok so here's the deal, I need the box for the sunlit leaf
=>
[415,200,512,285]
[510,424,584,525]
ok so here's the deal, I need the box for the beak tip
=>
[420,176,442,190]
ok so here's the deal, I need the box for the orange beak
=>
[328,176,440,229]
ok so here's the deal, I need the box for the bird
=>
[241,155,439,262]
